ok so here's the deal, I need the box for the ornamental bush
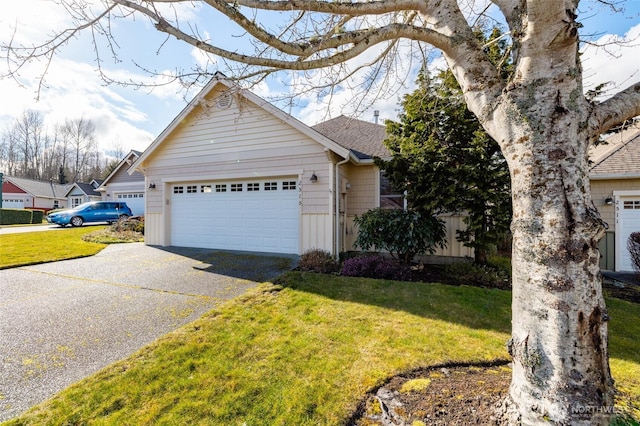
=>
[298,248,340,274]
[353,208,446,265]
[628,232,640,274]
[340,255,410,281]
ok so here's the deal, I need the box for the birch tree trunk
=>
[495,100,613,425]
[464,6,615,422]
[429,1,626,421]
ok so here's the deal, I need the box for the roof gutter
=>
[589,173,640,180]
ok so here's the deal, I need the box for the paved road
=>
[0,243,295,422]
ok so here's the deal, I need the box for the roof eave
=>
[589,173,640,180]
[129,78,231,174]
[130,77,352,174]
[104,150,141,183]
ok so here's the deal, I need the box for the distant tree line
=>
[0,110,120,183]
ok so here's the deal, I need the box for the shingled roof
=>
[3,176,69,199]
[312,115,390,160]
[590,125,640,178]
[64,182,102,198]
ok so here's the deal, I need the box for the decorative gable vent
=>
[216,92,232,109]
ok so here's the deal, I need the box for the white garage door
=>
[170,178,299,254]
[618,197,640,271]
[116,193,145,216]
[2,197,25,209]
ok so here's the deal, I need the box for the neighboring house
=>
[591,126,640,272]
[130,74,473,258]
[98,150,146,216]
[65,180,103,208]
[1,176,69,211]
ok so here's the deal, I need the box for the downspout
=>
[335,156,349,260]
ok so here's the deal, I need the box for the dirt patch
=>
[351,363,511,426]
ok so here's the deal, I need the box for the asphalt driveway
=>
[0,243,295,422]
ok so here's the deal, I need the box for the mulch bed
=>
[350,362,511,426]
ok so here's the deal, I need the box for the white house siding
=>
[139,87,335,253]
[301,214,333,253]
[144,213,164,246]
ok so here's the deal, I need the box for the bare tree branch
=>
[589,82,640,137]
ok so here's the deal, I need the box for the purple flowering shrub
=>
[340,255,410,281]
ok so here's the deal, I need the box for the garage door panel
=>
[116,193,145,216]
[171,179,299,254]
[618,197,640,271]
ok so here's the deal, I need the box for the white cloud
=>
[0,0,72,45]
[0,56,156,153]
[581,23,640,98]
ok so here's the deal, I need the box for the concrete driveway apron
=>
[0,243,294,422]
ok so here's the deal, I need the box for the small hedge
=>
[298,249,340,274]
[341,255,410,281]
[0,208,44,225]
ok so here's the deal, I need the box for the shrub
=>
[628,232,640,274]
[486,255,512,277]
[341,255,410,281]
[442,261,511,289]
[298,249,340,274]
[353,208,446,265]
[111,217,144,235]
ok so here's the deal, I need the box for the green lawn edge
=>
[0,227,108,270]
[3,272,638,425]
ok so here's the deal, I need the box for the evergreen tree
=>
[378,30,512,265]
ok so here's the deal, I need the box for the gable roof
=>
[590,126,640,179]
[131,76,351,173]
[312,115,389,160]
[3,176,69,199]
[102,150,142,187]
[64,182,102,198]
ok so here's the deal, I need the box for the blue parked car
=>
[47,201,132,227]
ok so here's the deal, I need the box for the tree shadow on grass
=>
[274,271,640,365]
[275,270,512,334]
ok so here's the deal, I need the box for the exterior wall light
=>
[148,182,156,189]
[605,196,613,205]
[310,173,318,183]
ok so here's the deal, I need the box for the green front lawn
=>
[0,227,107,269]
[5,272,639,425]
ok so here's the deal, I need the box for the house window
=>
[53,200,59,209]
[231,183,243,192]
[201,185,212,193]
[173,186,184,194]
[379,173,405,209]
[186,185,197,193]
[71,196,83,207]
[264,182,278,191]
[283,181,297,190]
[247,183,260,191]
[215,184,227,193]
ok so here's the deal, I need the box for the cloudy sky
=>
[0,0,639,157]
